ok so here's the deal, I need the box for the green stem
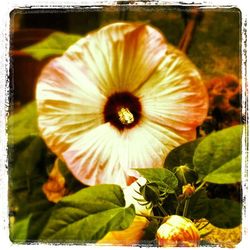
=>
[182,198,190,217]
[158,204,168,216]
[175,193,181,215]
[195,181,206,193]
[176,202,181,215]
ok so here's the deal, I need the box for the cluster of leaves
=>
[135,124,242,242]
[123,124,242,245]
[8,101,242,244]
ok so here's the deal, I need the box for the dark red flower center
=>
[103,92,142,130]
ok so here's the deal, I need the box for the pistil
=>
[118,107,134,125]
[103,91,142,130]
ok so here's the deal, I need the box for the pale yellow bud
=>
[156,215,200,247]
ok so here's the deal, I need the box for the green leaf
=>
[163,194,179,215]
[9,136,48,193]
[8,136,54,220]
[27,209,53,240]
[39,185,135,242]
[8,104,55,240]
[193,125,242,182]
[134,168,178,193]
[188,190,209,219]
[8,101,38,145]
[204,155,241,184]
[22,32,81,61]
[165,138,203,170]
[206,199,241,228]
[10,215,32,243]
[10,210,54,243]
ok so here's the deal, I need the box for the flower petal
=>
[36,23,207,187]
[61,118,194,186]
[62,123,130,186]
[123,119,194,175]
[36,56,106,156]
[64,22,167,96]
[97,215,149,246]
[123,177,151,216]
[135,44,208,131]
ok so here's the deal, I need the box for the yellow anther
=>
[118,107,134,125]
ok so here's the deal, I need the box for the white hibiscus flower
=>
[36,22,208,187]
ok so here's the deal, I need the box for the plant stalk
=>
[182,198,190,217]
[178,7,202,53]
[195,181,206,193]
[158,204,168,216]
[136,213,164,220]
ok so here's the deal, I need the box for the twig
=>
[178,8,202,53]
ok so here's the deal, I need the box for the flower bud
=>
[175,165,198,185]
[182,183,196,198]
[156,215,200,247]
[42,159,68,203]
[140,182,161,206]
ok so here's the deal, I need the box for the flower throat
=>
[103,92,142,130]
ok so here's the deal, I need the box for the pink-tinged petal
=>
[60,117,192,187]
[62,123,129,186]
[36,57,106,156]
[64,22,167,96]
[175,127,197,142]
[135,44,208,132]
[120,119,194,179]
